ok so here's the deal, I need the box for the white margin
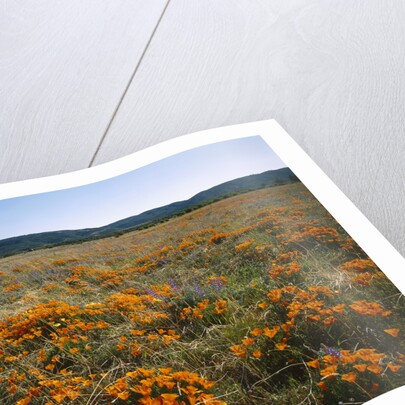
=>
[0,119,404,404]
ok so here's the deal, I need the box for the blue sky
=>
[0,136,286,240]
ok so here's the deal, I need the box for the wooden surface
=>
[1,0,405,257]
[0,0,167,180]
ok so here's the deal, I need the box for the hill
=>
[0,167,298,257]
[0,182,403,404]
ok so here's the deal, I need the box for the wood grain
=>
[92,0,405,256]
[0,0,167,182]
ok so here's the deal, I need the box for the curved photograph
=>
[0,122,404,405]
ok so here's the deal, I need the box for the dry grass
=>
[0,183,404,404]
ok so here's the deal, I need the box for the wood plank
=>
[93,0,405,256]
[0,0,167,183]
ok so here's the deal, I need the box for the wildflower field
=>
[0,182,404,404]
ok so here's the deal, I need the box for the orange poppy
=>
[384,328,400,337]
[341,372,357,383]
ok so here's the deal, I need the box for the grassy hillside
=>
[0,167,297,258]
[0,183,404,404]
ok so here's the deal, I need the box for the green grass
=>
[0,183,404,404]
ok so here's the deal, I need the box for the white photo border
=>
[0,119,404,404]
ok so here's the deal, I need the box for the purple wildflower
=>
[145,288,166,301]
[320,344,342,357]
[193,283,206,297]
[168,278,180,292]
[212,278,224,292]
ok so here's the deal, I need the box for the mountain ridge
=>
[0,167,299,257]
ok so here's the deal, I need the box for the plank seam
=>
[88,0,172,167]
